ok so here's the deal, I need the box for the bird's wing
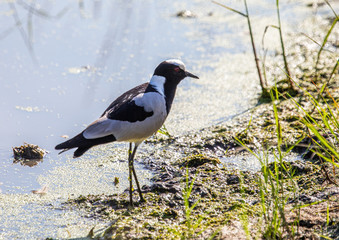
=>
[100,82,149,117]
[83,116,116,139]
[83,99,155,139]
[83,83,155,140]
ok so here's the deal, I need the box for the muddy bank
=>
[69,159,338,239]
[64,22,339,239]
[67,107,339,239]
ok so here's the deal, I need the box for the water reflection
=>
[13,158,43,167]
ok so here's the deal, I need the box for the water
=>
[0,0,260,195]
[221,152,303,172]
[0,0,336,238]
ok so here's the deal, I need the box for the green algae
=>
[178,154,221,168]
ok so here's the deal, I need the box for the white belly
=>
[114,111,166,142]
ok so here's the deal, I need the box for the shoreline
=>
[65,14,339,238]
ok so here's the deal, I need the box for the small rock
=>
[176,10,197,18]
[227,175,240,185]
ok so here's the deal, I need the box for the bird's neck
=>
[148,75,179,114]
[148,75,165,96]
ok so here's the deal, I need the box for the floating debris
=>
[61,135,69,139]
[15,105,41,112]
[13,143,46,165]
[68,65,96,74]
[176,10,197,18]
[32,185,48,196]
[114,177,120,186]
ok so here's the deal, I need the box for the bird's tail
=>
[55,133,84,150]
[55,132,116,158]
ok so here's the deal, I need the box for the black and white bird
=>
[55,59,199,205]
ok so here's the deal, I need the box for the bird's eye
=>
[174,67,180,72]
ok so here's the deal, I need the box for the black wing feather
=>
[107,101,153,122]
[101,83,148,117]
[103,82,154,122]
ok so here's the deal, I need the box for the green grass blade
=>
[315,18,338,71]
[212,1,247,17]
[325,0,338,18]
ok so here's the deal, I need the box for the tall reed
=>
[212,0,266,93]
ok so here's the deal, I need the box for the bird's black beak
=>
[185,71,199,79]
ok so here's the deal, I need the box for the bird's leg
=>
[128,142,133,206]
[130,144,146,202]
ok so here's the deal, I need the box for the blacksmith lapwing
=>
[55,59,199,205]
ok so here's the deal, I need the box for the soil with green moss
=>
[67,156,338,239]
[63,19,339,240]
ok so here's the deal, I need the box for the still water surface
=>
[0,0,333,238]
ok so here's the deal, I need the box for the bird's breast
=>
[114,92,167,142]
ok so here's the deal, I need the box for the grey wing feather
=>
[83,117,117,139]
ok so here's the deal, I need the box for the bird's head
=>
[153,59,199,84]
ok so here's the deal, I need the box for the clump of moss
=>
[235,130,253,144]
[179,154,220,168]
[12,143,45,160]
[162,208,178,219]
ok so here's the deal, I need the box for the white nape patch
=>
[149,75,165,96]
[165,59,186,71]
